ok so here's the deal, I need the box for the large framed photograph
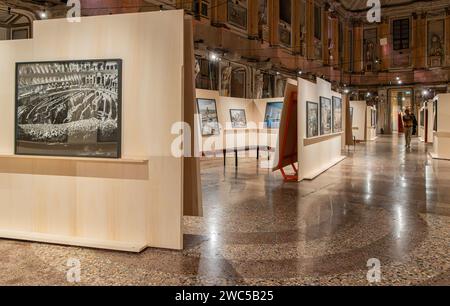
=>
[306,101,319,138]
[433,100,438,131]
[320,97,332,135]
[350,107,354,126]
[264,102,283,129]
[420,109,425,127]
[332,96,342,133]
[371,109,377,127]
[197,98,220,136]
[230,109,247,128]
[15,59,122,158]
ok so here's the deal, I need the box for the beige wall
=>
[350,101,367,141]
[298,78,345,180]
[0,11,185,251]
[195,89,281,153]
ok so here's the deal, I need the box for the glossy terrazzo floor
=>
[0,135,449,285]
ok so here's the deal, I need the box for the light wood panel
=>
[0,11,185,251]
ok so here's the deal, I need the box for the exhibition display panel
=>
[297,78,346,180]
[0,11,196,252]
[431,93,450,160]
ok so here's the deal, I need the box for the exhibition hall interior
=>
[0,0,448,287]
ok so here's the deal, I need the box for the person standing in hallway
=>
[411,112,418,136]
[403,109,414,148]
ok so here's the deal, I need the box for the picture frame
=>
[264,102,284,129]
[229,109,247,128]
[320,96,332,135]
[197,98,220,136]
[332,96,342,133]
[15,59,122,158]
[306,101,319,138]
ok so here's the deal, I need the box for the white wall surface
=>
[298,78,345,180]
[350,101,367,141]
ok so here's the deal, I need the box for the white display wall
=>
[349,101,367,141]
[195,89,282,157]
[432,93,450,160]
[366,106,377,141]
[298,78,346,180]
[0,11,185,251]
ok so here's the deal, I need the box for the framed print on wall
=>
[15,59,122,158]
[320,96,332,135]
[433,100,438,131]
[264,102,283,129]
[306,101,319,138]
[350,107,354,126]
[229,109,247,128]
[332,96,342,133]
[197,98,220,136]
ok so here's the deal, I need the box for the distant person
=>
[403,109,414,149]
[411,112,418,136]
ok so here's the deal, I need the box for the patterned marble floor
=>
[0,135,449,285]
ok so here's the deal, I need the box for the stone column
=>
[330,14,340,68]
[353,20,363,73]
[268,0,280,45]
[446,8,450,65]
[378,17,389,71]
[322,3,330,65]
[292,0,301,54]
[306,0,315,59]
[247,0,259,39]
[413,12,426,69]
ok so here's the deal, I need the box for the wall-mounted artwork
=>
[230,109,247,128]
[371,109,377,127]
[197,98,220,136]
[264,102,283,129]
[350,107,354,126]
[320,97,332,135]
[427,19,444,67]
[420,109,425,127]
[15,59,122,158]
[227,0,248,30]
[363,28,378,72]
[433,100,438,131]
[306,101,319,138]
[332,96,342,133]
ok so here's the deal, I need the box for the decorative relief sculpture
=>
[255,72,264,99]
[428,19,444,67]
[220,65,232,97]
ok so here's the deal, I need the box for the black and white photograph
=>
[320,96,332,135]
[229,109,247,128]
[306,101,319,138]
[350,107,354,126]
[332,96,342,133]
[197,98,220,136]
[434,100,438,131]
[15,59,122,158]
[372,109,377,127]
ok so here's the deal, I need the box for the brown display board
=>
[273,82,298,181]
[183,16,203,217]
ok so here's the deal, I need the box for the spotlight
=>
[298,70,302,75]
[40,10,47,19]
[422,89,429,96]
[398,80,403,85]
[344,88,350,94]
[209,53,219,62]
[396,76,400,81]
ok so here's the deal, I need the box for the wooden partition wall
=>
[0,11,197,252]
